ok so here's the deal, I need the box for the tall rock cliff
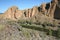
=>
[0,0,60,20]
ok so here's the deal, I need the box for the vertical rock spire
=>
[48,0,58,18]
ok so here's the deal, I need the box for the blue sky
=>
[0,0,51,13]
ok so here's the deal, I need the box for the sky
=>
[0,0,51,13]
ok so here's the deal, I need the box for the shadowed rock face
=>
[54,0,60,19]
[54,5,60,19]
[49,0,60,19]
[0,0,60,20]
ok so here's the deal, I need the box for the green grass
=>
[22,28,31,38]
[0,24,5,31]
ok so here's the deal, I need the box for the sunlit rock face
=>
[4,6,24,20]
[3,6,40,20]
[4,6,18,19]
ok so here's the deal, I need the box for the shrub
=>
[57,28,60,38]
[0,24,5,31]
[49,29,52,36]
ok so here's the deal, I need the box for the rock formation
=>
[3,6,24,20]
[48,0,58,18]
[0,0,60,20]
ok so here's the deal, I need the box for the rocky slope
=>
[0,19,60,40]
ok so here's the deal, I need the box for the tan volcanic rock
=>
[48,0,58,18]
[24,9,30,17]
[4,6,18,19]
[15,10,24,19]
[3,6,24,20]
[40,3,46,12]
[23,7,39,18]
[28,9,32,17]
[32,6,39,16]
[40,3,47,16]
[0,0,60,20]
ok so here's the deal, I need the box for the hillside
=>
[0,19,60,40]
[0,0,60,40]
